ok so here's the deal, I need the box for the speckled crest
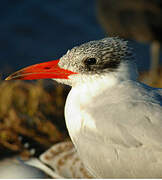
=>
[58,37,134,74]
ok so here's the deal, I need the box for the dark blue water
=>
[0,0,161,78]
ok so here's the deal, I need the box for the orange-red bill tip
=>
[5,60,77,81]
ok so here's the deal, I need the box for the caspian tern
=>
[6,37,162,178]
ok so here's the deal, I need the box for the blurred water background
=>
[0,0,161,79]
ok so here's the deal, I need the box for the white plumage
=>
[66,75,162,177]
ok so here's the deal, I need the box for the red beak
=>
[5,60,77,80]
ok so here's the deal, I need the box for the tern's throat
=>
[71,75,117,106]
[69,61,138,105]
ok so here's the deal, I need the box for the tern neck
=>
[69,62,138,105]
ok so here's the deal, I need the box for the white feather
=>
[65,61,162,178]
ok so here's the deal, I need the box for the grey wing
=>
[125,85,162,147]
[80,101,162,178]
[79,87,162,177]
[83,85,162,149]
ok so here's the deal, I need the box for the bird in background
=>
[0,139,91,178]
[97,0,162,86]
[6,37,162,178]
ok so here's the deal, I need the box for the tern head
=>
[5,37,137,86]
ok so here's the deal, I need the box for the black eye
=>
[84,58,97,66]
